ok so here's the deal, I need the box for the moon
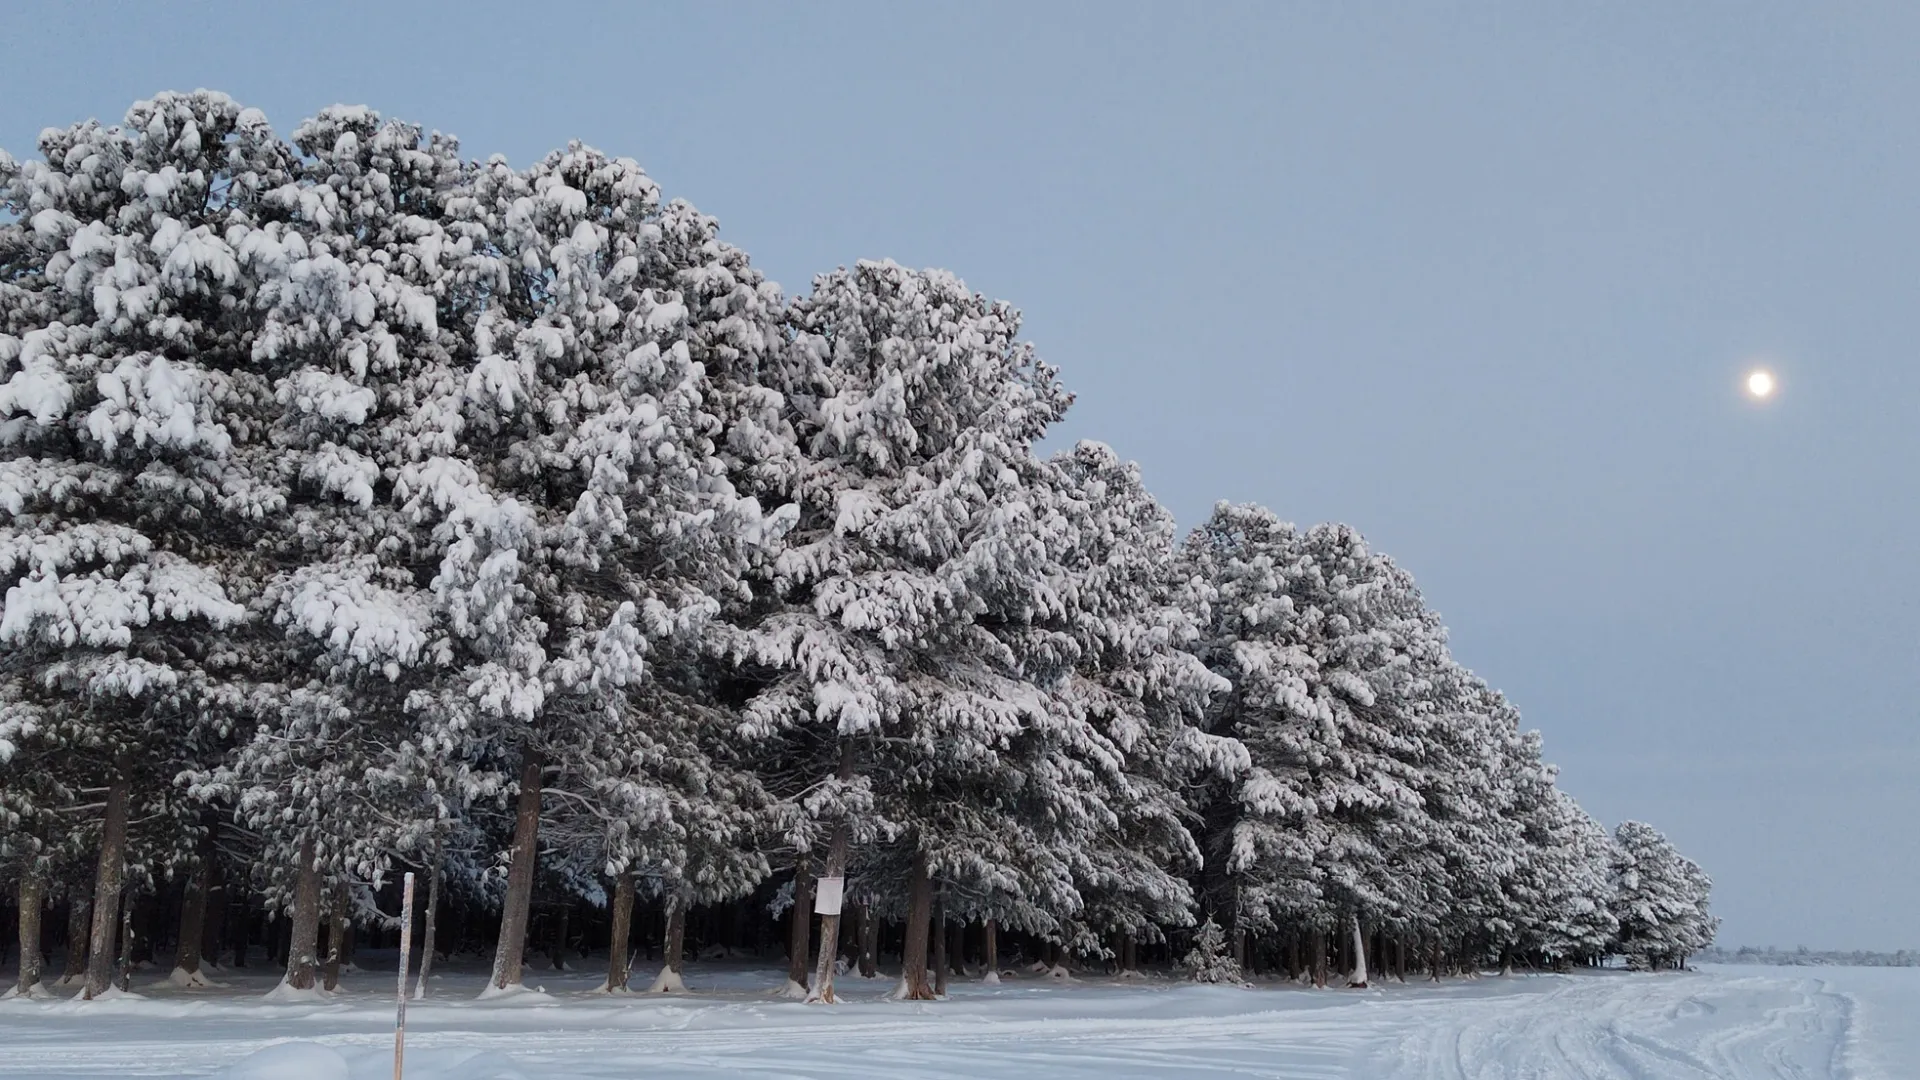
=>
[1745,369,1777,400]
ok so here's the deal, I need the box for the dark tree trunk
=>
[83,769,130,999]
[651,896,687,992]
[322,887,347,991]
[173,857,210,979]
[808,742,855,1003]
[1310,929,1328,989]
[414,855,441,999]
[114,897,135,991]
[201,859,226,970]
[63,896,90,982]
[283,839,323,991]
[983,919,999,982]
[931,894,948,997]
[857,901,879,977]
[898,850,935,1000]
[549,901,570,971]
[949,919,966,977]
[14,868,45,997]
[490,751,544,991]
[786,865,813,993]
[605,873,635,992]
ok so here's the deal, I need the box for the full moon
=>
[1746,369,1777,399]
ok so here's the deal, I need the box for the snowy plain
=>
[1,958,1910,1079]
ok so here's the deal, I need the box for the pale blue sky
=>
[6,1,1916,949]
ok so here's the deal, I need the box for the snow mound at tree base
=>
[262,981,330,1004]
[473,982,550,1003]
[774,978,808,999]
[647,968,687,994]
[170,967,225,989]
[217,1042,530,1080]
[0,982,58,1000]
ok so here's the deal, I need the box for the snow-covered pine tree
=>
[0,93,309,997]
[1183,917,1247,985]
[1025,443,1244,967]
[1184,506,1453,984]
[1609,820,1717,970]
[735,261,1077,1001]
[442,143,791,993]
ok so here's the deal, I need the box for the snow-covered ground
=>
[1,958,1908,1079]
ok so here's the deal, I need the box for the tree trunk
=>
[950,919,967,977]
[115,897,135,991]
[1348,914,1369,988]
[649,896,687,992]
[897,849,935,1000]
[605,873,635,992]
[786,865,813,994]
[1122,933,1138,974]
[201,859,226,970]
[1430,941,1442,982]
[414,856,441,999]
[322,887,347,991]
[63,896,90,982]
[173,858,210,980]
[807,743,855,1003]
[931,894,949,997]
[982,919,1000,983]
[1310,929,1328,989]
[283,839,323,991]
[550,902,570,971]
[83,769,130,999]
[858,901,879,977]
[489,751,544,991]
[13,868,45,997]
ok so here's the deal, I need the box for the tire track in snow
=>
[1369,972,1855,1079]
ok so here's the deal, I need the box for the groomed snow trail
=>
[1367,971,1855,1079]
[0,963,1883,1079]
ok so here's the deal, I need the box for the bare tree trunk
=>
[549,901,570,971]
[786,865,813,994]
[489,751,544,991]
[982,919,1000,983]
[414,851,441,999]
[1310,928,1328,989]
[83,769,130,999]
[62,896,90,983]
[283,839,323,991]
[13,868,45,997]
[605,873,634,992]
[322,887,347,991]
[931,893,948,997]
[950,919,967,977]
[115,898,135,991]
[858,901,878,977]
[1430,941,1442,982]
[173,858,210,981]
[201,859,226,970]
[898,850,935,1000]
[807,743,855,1003]
[649,896,687,992]
[1348,914,1369,988]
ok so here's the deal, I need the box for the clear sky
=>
[5,1,1915,950]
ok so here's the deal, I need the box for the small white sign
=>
[813,875,845,916]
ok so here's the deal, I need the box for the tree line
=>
[0,93,1715,1004]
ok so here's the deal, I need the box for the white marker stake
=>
[395,872,416,1080]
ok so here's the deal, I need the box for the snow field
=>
[0,960,1903,1079]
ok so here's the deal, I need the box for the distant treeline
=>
[1700,946,1919,968]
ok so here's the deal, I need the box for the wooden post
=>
[394,872,415,1080]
